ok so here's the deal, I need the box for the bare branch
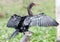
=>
[20,31,33,42]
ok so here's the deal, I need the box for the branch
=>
[20,31,33,42]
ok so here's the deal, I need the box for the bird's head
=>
[28,2,39,9]
[30,3,36,7]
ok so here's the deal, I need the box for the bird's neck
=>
[28,5,33,16]
[28,9,33,16]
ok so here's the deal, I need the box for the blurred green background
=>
[0,0,56,42]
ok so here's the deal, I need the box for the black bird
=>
[7,3,59,39]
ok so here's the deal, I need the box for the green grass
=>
[0,0,56,42]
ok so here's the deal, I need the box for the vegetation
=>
[0,0,56,42]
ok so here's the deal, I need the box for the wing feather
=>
[29,14,59,26]
[23,14,59,27]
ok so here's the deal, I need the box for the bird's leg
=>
[6,29,19,40]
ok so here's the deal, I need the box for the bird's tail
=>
[6,29,19,40]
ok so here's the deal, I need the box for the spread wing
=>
[23,14,59,27]
[7,14,21,28]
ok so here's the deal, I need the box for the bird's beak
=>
[34,4,40,6]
